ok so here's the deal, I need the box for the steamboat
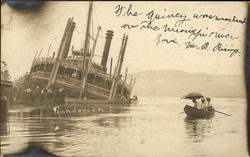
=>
[29,2,135,104]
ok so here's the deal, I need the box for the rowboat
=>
[184,105,215,119]
[129,95,138,104]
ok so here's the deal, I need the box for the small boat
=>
[129,95,138,104]
[184,105,215,119]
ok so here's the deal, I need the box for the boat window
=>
[58,65,65,75]
[40,64,45,71]
[87,73,95,84]
[71,69,78,79]
[95,75,105,87]
[77,70,82,80]
[65,67,76,78]
[65,67,72,77]
[32,65,36,72]
[123,88,128,98]
[34,65,38,72]
[117,85,122,94]
[45,64,53,72]
[105,80,112,90]
[36,64,40,71]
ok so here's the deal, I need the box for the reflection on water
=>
[0,97,248,157]
[184,117,212,142]
[0,99,9,137]
[1,103,131,156]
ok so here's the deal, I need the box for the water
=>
[0,97,248,157]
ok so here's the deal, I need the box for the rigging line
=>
[88,34,95,41]
[91,13,94,42]
[75,30,83,34]
[93,4,100,32]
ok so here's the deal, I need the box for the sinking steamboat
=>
[29,2,135,103]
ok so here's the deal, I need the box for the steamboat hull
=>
[30,58,132,100]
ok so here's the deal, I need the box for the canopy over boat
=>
[184,92,204,99]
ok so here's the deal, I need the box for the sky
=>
[1,1,248,80]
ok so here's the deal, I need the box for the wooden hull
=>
[65,97,129,106]
[30,67,131,100]
[129,98,138,104]
[184,105,214,119]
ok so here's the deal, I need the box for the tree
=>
[1,61,11,80]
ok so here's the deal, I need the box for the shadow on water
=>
[184,117,213,143]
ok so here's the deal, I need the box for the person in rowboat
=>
[206,97,210,107]
[206,97,214,111]
[206,97,213,107]
[200,98,207,108]
[192,98,200,108]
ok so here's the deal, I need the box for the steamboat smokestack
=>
[62,20,76,59]
[101,30,114,72]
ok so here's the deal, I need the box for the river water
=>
[0,97,248,157]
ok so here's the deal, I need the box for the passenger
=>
[192,99,199,108]
[71,72,77,78]
[41,87,48,102]
[34,86,41,101]
[206,97,213,107]
[206,97,214,111]
[201,98,206,108]
[58,88,65,104]
[24,88,32,101]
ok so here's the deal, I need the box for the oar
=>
[215,110,232,116]
[179,111,185,114]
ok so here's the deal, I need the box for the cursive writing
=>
[115,4,143,17]
[184,41,240,57]
[155,34,178,45]
[114,4,244,57]
[212,43,240,57]
[146,10,191,27]
[193,13,247,24]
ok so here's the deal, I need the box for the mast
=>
[91,26,101,58]
[109,34,128,100]
[37,48,43,59]
[30,50,39,75]
[128,77,136,98]
[79,1,93,98]
[110,58,113,77]
[47,17,75,89]
[46,45,51,59]
[124,68,128,82]
[120,67,128,98]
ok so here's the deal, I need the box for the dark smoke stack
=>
[62,20,76,59]
[101,30,114,72]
